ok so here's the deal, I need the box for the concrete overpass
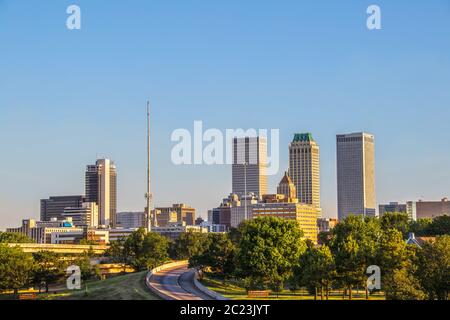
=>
[7,243,109,255]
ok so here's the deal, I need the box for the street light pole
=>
[244,161,248,220]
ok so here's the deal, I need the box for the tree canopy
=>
[0,232,34,244]
[235,217,306,291]
[0,244,35,296]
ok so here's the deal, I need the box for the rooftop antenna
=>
[145,100,154,231]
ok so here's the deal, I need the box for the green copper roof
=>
[293,133,314,142]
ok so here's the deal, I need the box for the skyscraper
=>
[85,159,117,227]
[289,133,321,215]
[232,136,267,198]
[336,132,376,220]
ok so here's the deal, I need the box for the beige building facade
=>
[336,132,376,220]
[289,133,321,217]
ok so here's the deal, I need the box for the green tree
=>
[0,245,34,298]
[416,235,450,300]
[235,217,306,292]
[189,233,235,279]
[428,216,450,236]
[295,245,335,300]
[376,229,409,279]
[141,232,170,270]
[375,228,422,300]
[318,231,332,245]
[409,218,433,236]
[124,229,169,271]
[0,232,34,244]
[384,261,426,300]
[170,231,209,260]
[380,212,410,237]
[106,238,130,273]
[73,252,97,281]
[32,251,66,293]
[329,216,381,299]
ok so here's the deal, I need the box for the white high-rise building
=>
[336,132,376,220]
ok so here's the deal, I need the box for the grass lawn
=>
[200,276,385,300]
[38,271,160,300]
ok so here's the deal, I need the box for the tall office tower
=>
[289,133,321,211]
[40,195,84,221]
[85,159,117,227]
[232,137,268,198]
[336,132,376,220]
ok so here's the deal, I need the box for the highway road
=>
[148,264,214,300]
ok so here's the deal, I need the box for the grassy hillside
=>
[41,271,160,300]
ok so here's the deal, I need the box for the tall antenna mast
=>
[146,100,153,231]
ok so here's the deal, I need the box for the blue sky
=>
[1,1,449,229]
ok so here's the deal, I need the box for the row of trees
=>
[185,215,450,300]
[409,215,450,237]
[0,232,35,244]
[2,213,448,299]
[0,244,97,297]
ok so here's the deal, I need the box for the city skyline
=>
[1,1,450,229]
[2,127,450,230]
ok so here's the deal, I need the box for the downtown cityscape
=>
[0,0,449,313]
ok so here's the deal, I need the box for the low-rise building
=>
[116,212,146,229]
[406,233,436,248]
[50,228,85,244]
[252,200,320,244]
[317,218,338,233]
[7,218,84,244]
[379,202,407,217]
[152,222,208,240]
[108,228,137,242]
[200,221,228,233]
[414,198,450,219]
[155,204,196,226]
[87,229,110,244]
[230,194,259,228]
[154,209,178,227]
[63,202,99,228]
[209,193,259,229]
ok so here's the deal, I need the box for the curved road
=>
[148,264,213,300]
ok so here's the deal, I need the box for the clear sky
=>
[1,0,449,229]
